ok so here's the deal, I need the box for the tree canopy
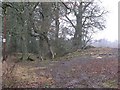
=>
[1,1,107,61]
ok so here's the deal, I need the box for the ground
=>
[2,47,118,88]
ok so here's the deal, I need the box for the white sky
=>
[93,0,119,42]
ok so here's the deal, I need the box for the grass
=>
[102,80,118,88]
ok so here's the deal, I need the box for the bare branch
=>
[65,15,76,29]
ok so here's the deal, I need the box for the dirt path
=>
[3,48,118,88]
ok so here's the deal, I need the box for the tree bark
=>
[73,2,83,49]
[55,2,59,40]
[39,2,54,59]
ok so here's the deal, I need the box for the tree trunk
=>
[21,21,28,60]
[55,2,59,40]
[39,2,54,59]
[73,2,83,50]
[21,4,29,60]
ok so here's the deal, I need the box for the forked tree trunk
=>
[39,2,54,60]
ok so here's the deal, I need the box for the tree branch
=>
[65,15,76,29]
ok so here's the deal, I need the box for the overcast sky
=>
[93,0,119,42]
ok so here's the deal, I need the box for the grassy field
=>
[2,47,118,88]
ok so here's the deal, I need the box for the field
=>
[2,47,118,88]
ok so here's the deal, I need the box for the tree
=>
[2,2,40,60]
[61,1,107,50]
[2,1,107,61]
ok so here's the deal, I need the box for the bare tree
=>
[61,1,107,50]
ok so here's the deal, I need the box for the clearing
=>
[2,47,118,88]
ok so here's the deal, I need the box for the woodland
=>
[1,1,118,88]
